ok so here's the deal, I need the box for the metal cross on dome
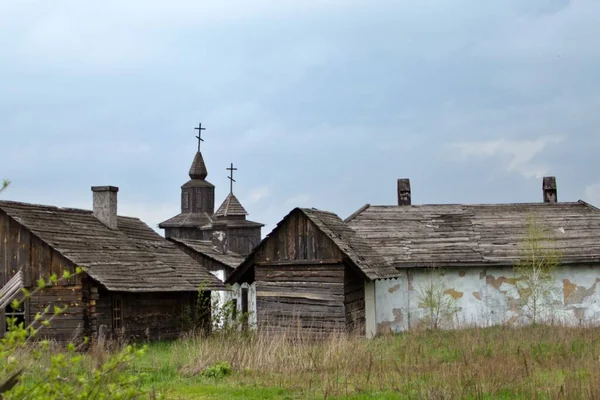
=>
[194,122,206,152]
[227,162,237,194]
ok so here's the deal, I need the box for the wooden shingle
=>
[0,200,225,292]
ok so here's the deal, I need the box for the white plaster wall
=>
[231,282,257,329]
[209,269,235,328]
[374,275,409,334]
[364,280,377,338]
[373,265,600,333]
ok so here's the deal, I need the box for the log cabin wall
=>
[344,265,366,335]
[253,210,351,336]
[0,211,84,341]
[95,289,199,341]
[255,264,346,336]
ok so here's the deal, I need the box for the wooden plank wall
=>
[1,212,83,340]
[250,211,353,337]
[95,291,198,341]
[255,264,346,337]
[226,227,262,257]
[344,266,366,335]
[31,285,85,342]
[165,227,204,241]
[1,212,31,287]
[257,210,344,263]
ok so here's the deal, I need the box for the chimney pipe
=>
[397,179,411,206]
[542,177,557,203]
[92,186,119,229]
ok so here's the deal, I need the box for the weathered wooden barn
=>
[0,186,224,341]
[228,177,600,337]
[227,207,391,337]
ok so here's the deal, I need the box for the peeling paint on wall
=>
[373,265,600,333]
[485,275,518,290]
[378,308,404,334]
[388,284,401,293]
[444,289,464,300]
[563,279,599,305]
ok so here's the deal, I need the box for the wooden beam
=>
[256,291,336,301]
[256,259,342,267]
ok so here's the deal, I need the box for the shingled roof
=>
[226,208,392,284]
[214,193,248,218]
[169,238,244,269]
[0,200,225,292]
[301,208,394,279]
[346,201,600,277]
[159,211,213,229]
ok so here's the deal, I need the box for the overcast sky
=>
[1,0,599,234]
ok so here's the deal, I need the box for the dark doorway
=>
[241,288,249,331]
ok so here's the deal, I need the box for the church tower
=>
[160,124,263,257]
[159,124,215,239]
[211,163,264,256]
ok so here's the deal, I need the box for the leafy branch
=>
[1,267,150,399]
[0,179,10,194]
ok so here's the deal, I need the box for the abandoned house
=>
[0,186,225,341]
[227,177,600,337]
[159,133,264,319]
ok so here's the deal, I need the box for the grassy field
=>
[128,325,600,399]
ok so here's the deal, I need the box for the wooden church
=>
[159,129,263,258]
[159,126,263,322]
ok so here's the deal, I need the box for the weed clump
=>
[202,361,233,379]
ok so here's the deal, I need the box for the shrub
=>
[202,361,232,379]
[1,269,151,399]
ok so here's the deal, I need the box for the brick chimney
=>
[397,179,411,206]
[542,177,557,203]
[92,186,119,229]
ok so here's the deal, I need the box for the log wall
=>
[251,210,365,337]
[344,266,365,335]
[31,285,85,342]
[95,289,200,341]
[1,211,83,340]
[255,264,346,337]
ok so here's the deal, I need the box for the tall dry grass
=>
[159,324,600,399]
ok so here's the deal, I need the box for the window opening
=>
[112,298,123,331]
[241,288,249,331]
[4,300,26,332]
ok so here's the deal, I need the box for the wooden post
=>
[90,286,99,340]
[0,308,5,339]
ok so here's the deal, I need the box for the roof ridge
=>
[366,202,585,208]
[300,207,338,216]
[577,199,600,212]
[0,200,92,214]
[214,192,248,217]
[344,204,371,222]
[224,193,233,216]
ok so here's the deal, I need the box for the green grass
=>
[123,325,600,399]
